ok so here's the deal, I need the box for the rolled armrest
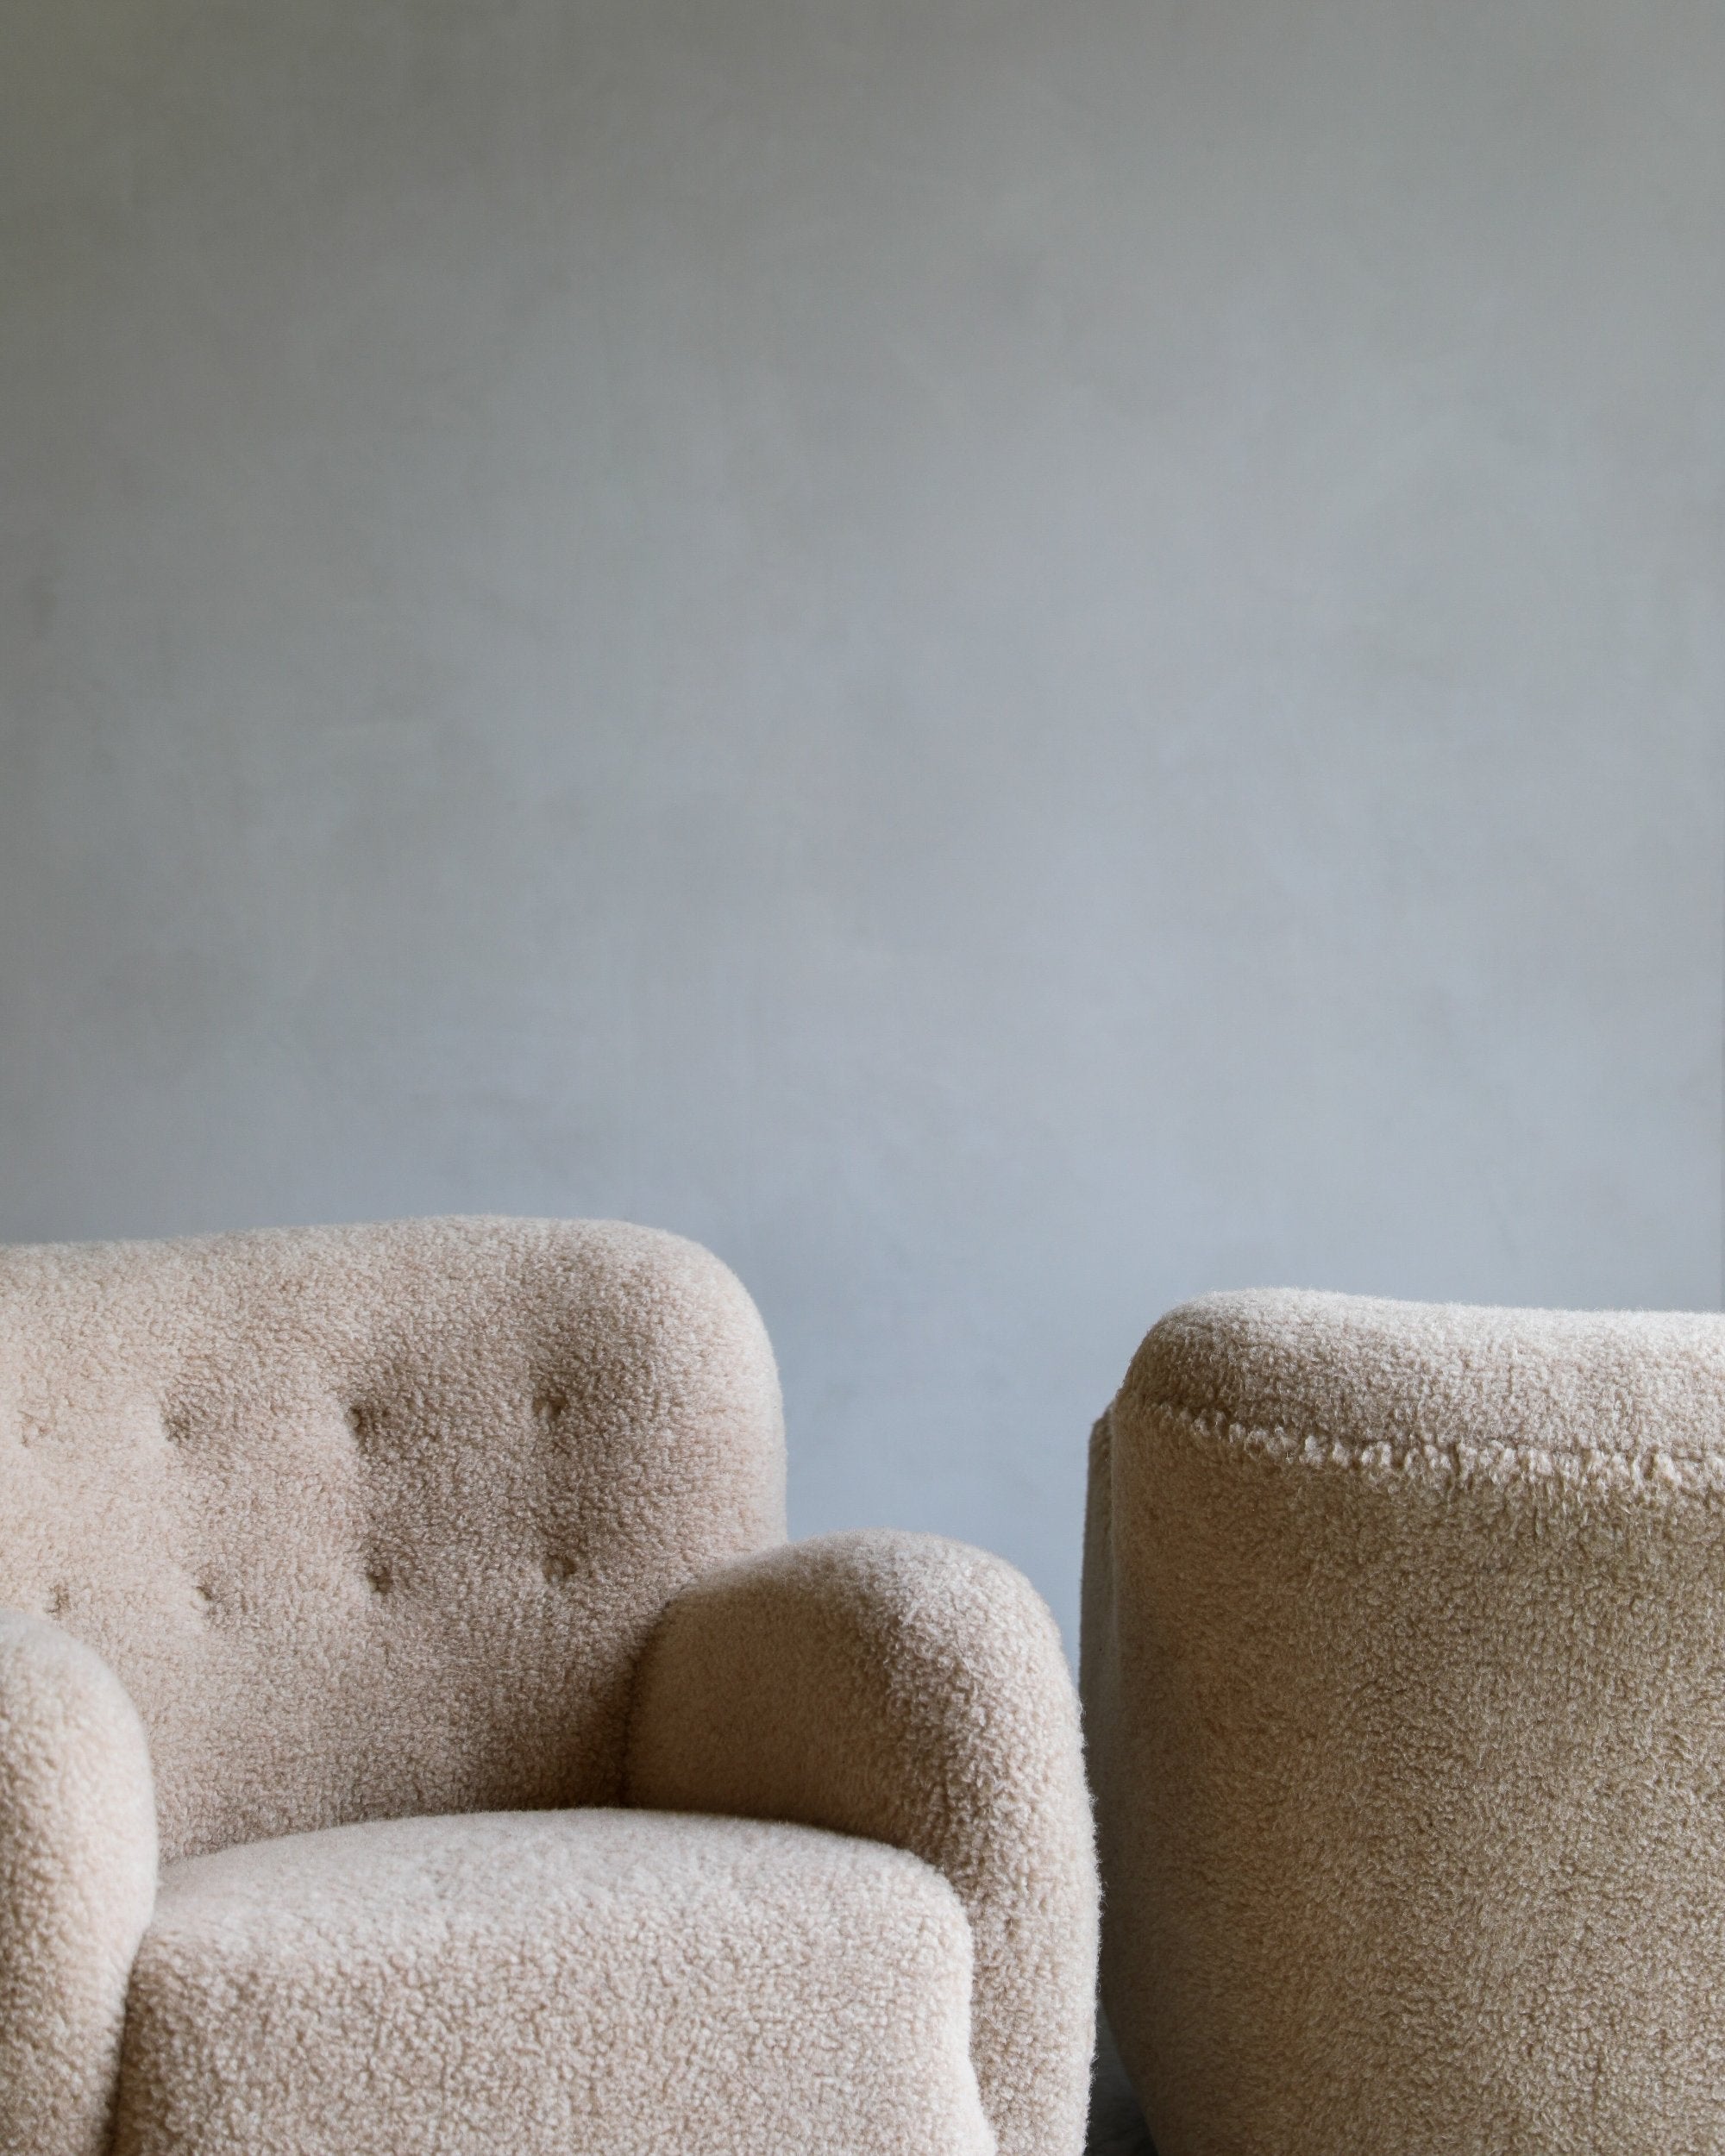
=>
[0,1612,157,2156]
[625,1530,1097,2156]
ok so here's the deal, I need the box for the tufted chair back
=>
[0,1217,785,1864]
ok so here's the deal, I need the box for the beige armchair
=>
[0,1216,1096,2156]
[1084,1287,1725,2156]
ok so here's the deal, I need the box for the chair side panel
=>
[1095,1296,1725,2156]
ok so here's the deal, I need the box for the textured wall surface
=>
[3,0,1721,1651]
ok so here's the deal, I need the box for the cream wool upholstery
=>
[113,1811,992,2156]
[1082,1288,1725,2156]
[0,1216,1096,2156]
[628,1532,1100,2156]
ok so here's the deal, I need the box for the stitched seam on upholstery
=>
[1142,1398,1725,1496]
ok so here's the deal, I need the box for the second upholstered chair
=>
[0,1216,1096,2156]
[1084,1288,1725,2156]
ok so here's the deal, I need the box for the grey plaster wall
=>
[3,0,1721,1650]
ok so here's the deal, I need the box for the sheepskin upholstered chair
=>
[1082,1288,1725,2156]
[0,1217,1096,2156]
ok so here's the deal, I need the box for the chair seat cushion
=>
[112,1808,993,2156]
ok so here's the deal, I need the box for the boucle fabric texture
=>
[1082,1287,1725,2156]
[0,1216,786,1868]
[113,1809,992,2156]
[0,1216,1095,2156]
[627,1532,1098,2156]
[0,1615,157,2156]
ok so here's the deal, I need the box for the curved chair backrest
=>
[0,1217,784,1863]
[1086,1288,1725,2156]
